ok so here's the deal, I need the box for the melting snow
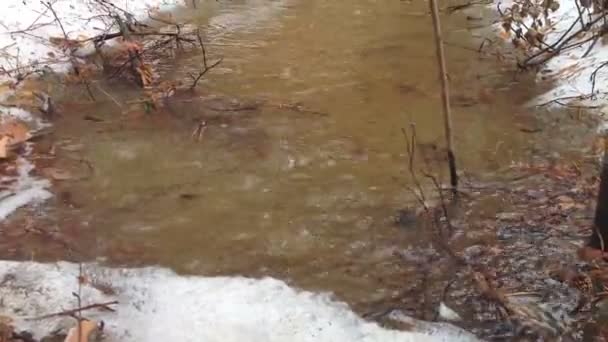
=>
[495,0,608,108]
[0,261,481,342]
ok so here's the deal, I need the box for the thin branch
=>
[520,11,608,68]
[26,301,118,321]
[590,61,608,96]
[189,30,222,89]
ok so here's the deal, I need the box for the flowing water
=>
[17,0,588,316]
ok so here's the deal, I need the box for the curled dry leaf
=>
[0,120,32,159]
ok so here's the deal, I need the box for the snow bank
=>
[0,0,180,73]
[496,0,608,108]
[0,261,481,342]
[531,0,605,106]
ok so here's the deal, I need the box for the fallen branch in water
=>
[189,30,223,90]
[446,0,492,13]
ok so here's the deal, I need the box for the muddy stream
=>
[4,0,600,329]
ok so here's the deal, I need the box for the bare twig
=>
[41,0,96,100]
[402,124,429,210]
[189,30,223,89]
[76,263,83,342]
[93,82,122,108]
[590,61,608,97]
[520,12,608,68]
[27,301,118,321]
[446,0,492,13]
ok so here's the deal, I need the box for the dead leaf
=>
[136,63,154,87]
[0,120,31,147]
[556,195,575,210]
[64,320,99,342]
[0,137,8,159]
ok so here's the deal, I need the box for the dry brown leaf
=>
[64,320,99,342]
[0,136,8,159]
[137,63,154,87]
[0,120,31,146]
[556,195,575,210]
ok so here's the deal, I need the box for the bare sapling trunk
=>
[590,136,608,251]
[429,0,458,194]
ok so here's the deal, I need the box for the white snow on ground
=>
[0,0,180,73]
[0,261,481,342]
[532,1,604,105]
[0,156,51,220]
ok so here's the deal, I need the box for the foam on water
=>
[0,261,480,342]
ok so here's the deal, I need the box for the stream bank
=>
[1,0,607,340]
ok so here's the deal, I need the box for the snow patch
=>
[531,0,606,107]
[495,0,608,108]
[0,0,180,73]
[0,261,481,342]
[0,156,52,220]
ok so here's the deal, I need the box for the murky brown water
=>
[17,0,594,313]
